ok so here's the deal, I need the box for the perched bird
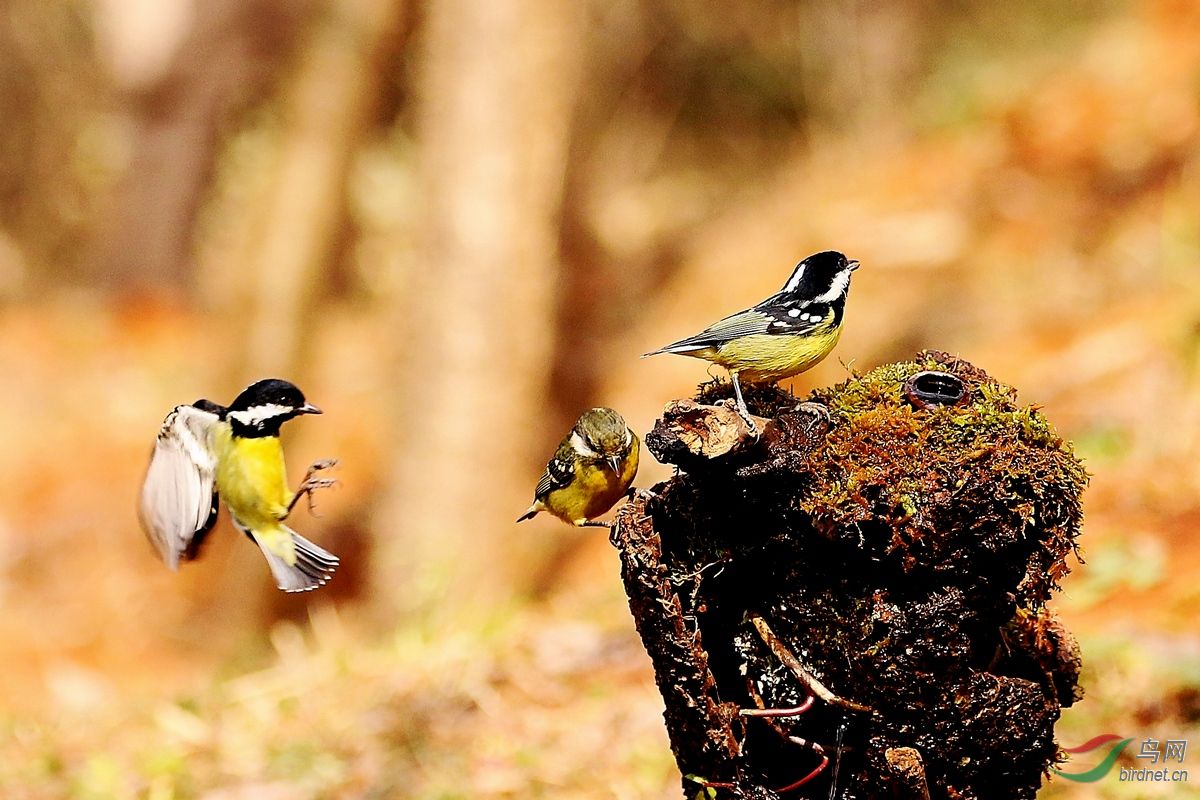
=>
[139,378,340,592]
[517,407,640,527]
[644,250,859,430]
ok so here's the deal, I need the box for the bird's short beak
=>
[299,403,322,415]
[606,454,622,474]
[847,259,861,272]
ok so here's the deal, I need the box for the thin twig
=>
[749,614,873,713]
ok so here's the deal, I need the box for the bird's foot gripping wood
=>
[793,401,831,432]
[626,486,659,502]
[287,458,339,517]
[730,374,759,439]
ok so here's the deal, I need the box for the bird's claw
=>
[795,401,831,432]
[287,458,340,517]
[736,407,761,440]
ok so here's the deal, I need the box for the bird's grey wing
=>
[650,308,776,353]
[534,441,576,500]
[138,403,222,570]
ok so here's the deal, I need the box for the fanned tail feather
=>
[254,526,339,592]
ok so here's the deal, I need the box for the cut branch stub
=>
[611,351,1086,799]
[646,399,774,467]
[885,747,931,800]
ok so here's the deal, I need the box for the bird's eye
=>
[903,371,967,409]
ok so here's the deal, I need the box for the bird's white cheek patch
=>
[228,403,293,427]
[570,431,598,458]
[812,270,851,304]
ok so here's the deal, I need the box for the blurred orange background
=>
[1,0,1198,797]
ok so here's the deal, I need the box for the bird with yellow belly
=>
[645,250,859,433]
[139,378,340,592]
[518,407,640,527]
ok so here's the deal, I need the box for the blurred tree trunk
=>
[0,0,105,291]
[189,0,407,622]
[376,0,585,613]
[84,0,315,293]
[203,0,407,377]
[526,8,688,597]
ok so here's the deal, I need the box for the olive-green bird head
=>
[573,407,636,473]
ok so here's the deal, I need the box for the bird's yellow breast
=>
[213,425,293,528]
[700,315,842,383]
[544,438,640,525]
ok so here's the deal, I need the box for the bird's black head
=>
[778,250,859,302]
[226,378,321,437]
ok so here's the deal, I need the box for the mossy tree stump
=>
[611,351,1086,800]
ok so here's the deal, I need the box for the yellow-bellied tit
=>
[517,407,640,527]
[644,250,859,432]
[138,378,340,592]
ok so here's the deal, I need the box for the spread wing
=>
[138,402,223,570]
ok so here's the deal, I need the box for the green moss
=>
[795,350,1087,604]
